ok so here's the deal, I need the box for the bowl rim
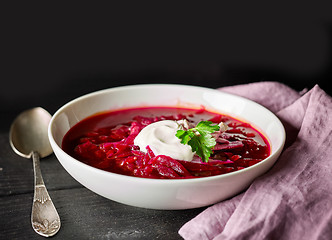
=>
[48,83,286,184]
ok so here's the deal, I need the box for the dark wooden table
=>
[2,78,331,239]
[0,130,207,239]
[1,79,331,240]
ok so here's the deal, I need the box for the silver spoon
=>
[9,107,60,237]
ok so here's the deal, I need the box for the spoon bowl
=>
[10,107,53,158]
[9,107,61,237]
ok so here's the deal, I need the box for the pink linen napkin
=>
[179,82,332,240]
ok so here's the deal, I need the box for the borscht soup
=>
[62,107,270,179]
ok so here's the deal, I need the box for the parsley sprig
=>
[176,121,220,162]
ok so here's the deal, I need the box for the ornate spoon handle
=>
[31,151,61,237]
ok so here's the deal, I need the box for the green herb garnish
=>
[176,121,220,162]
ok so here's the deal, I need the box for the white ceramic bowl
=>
[48,84,285,210]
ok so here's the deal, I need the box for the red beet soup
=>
[62,107,270,179]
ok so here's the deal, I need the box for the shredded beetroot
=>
[62,107,270,179]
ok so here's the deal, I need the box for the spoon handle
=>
[31,151,61,237]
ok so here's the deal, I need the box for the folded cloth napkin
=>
[179,82,332,240]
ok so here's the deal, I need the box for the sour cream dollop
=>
[134,120,194,161]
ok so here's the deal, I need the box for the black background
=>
[2,2,332,130]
